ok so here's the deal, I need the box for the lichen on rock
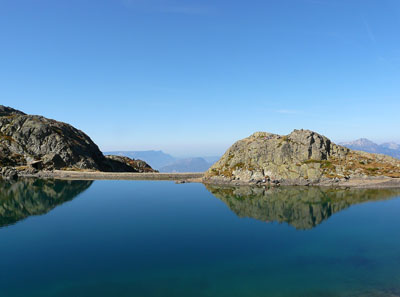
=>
[204,129,400,185]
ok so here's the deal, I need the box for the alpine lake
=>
[1,179,400,297]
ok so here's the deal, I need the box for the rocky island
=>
[0,105,157,179]
[204,130,400,187]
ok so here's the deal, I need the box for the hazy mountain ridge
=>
[340,138,400,159]
[159,157,211,173]
[105,150,220,172]
[105,150,175,170]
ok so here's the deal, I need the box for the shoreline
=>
[14,170,400,188]
[26,170,205,182]
[325,177,400,189]
[202,176,400,189]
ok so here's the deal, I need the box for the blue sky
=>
[1,0,399,156]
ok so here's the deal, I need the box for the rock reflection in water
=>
[0,179,93,227]
[206,185,400,229]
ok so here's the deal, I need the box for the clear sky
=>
[1,0,399,156]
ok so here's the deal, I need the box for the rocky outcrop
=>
[105,155,157,173]
[206,185,400,229]
[0,105,156,178]
[0,179,93,227]
[0,106,25,117]
[204,130,400,186]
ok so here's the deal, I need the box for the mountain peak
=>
[339,138,400,159]
[340,138,378,147]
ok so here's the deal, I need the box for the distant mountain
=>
[381,142,400,151]
[202,156,221,165]
[104,150,175,170]
[340,138,400,159]
[104,151,221,172]
[159,157,211,173]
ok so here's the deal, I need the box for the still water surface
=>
[1,179,400,297]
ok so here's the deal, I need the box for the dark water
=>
[1,179,400,297]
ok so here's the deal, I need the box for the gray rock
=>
[0,106,107,170]
[0,105,159,173]
[0,167,18,180]
[204,129,400,185]
[105,155,157,173]
[42,153,67,170]
[0,106,25,117]
[0,105,156,173]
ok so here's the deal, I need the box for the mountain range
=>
[340,139,400,159]
[105,138,400,173]
[104,150,220,172]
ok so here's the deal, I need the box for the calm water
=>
[1,179,400,297]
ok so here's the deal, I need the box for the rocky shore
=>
[19,170,204,182]
[13,169,400,188]
[204,175,400,189]
[1,105,400,189]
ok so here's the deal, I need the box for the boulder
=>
[0,167,18,180]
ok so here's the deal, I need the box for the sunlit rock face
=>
[0,105,156,177]
[0,105,108,171]
[0,179,93,227]
[204,129,400,185]
[205,185,400,229]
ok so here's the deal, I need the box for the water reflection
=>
[206,185,400,229]
[0,179,93,227]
